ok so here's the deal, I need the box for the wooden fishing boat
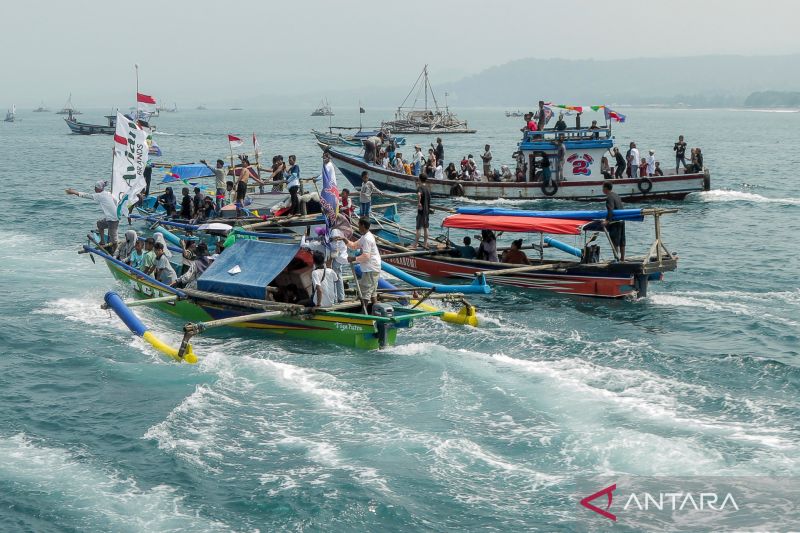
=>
[4,105,15,123]
[376,207,678,298]
[381,65,475,134]
[312,129,407,148]
[84,239,444,357]
[55,93,81,115]
[65,113,116,135]
[311,99,334,116]
[323,127,710,201]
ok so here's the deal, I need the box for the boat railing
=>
[523,127,612,143]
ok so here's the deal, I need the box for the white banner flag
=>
[112,112,149,216]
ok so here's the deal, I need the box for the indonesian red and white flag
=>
[252,133,261,158]
[228,134,243,149]
[136,92,157,114]
[111,112,149,215]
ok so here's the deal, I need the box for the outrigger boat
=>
[65,111,116,135]
[312,129,407,148]
[325,114,710,202]
[83,238,465,361]
[381,65,475,134]
[56,93,81,115]
[376,207,678,298]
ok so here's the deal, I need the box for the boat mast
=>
[424,65,428,112]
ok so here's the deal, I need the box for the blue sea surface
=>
[0,107,799,531]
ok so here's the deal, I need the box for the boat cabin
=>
[518,126,613,182]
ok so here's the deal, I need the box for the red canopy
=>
[442,214,589,235]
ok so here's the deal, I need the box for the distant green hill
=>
[744,91,800,108]
[436,55,800,108]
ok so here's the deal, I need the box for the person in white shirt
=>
[628,142,640,178]
[347,217,381,310]
[433,163,444,180]
[65,180,119,246]
[646,150,656,177]
[412,145,424,176]
[330,227,349,302]
[311,251,340,308]
[315,151,338,190]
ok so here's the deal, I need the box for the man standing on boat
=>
[613,148,626,179]
[434,138,444,167]
[347,218,381,312]
[65,181,119,248]
[481,145,493,177]
[555,139,567,182]
[602,181,625,262]
[412,174,432,249]
[673,135,687,173]
[201,159,227,211]
[628,142,640,178]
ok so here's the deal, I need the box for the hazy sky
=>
[2,0,798,107]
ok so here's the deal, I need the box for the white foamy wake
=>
[0,433,228,531]
[457,197,544,206]
[649,293,800,328]
[695,189,800,205]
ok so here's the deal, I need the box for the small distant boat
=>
[64,112,116,135]
[312,128,407,147]
[160,102,178,113]
[505,110,523,117]
[33,101,49,113]
[56,93,81,115]
[381,65,475,134]
[196,105,207,110]
[311,99,334,116]
[4,105,16,123]
[230,106,243,111]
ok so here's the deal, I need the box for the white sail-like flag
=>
[112,112,149,216]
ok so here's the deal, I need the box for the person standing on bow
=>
[628,142,640,178]
[65,181,119,248]
[480,144,493,177]
[412,145,424,176]
[358,171,381,217]
[201,159,227,210]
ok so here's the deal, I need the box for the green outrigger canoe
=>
[85,239,449,362]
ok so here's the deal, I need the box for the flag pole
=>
[134,63,139,121]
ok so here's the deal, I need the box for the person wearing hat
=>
[65,181,119,247]
[646,150,656,177]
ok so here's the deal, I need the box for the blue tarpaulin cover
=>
[197,240,301,300]
[161,163,217,182]
[456,207,644,221]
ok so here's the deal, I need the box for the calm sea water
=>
[0,107,799,532]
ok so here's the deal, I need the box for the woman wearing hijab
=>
[115,230,138,262]
[152,233,173,259]
[157,187,177,217]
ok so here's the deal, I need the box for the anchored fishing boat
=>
[377,207,678,298]
[84,238,452,361]
[55,93,81,115]
[324,122,710,201]
[4,105,15,123]
[64,112,116,135]
[311,99,334,116]
[312,129,407,148]
[381,65,475,134]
